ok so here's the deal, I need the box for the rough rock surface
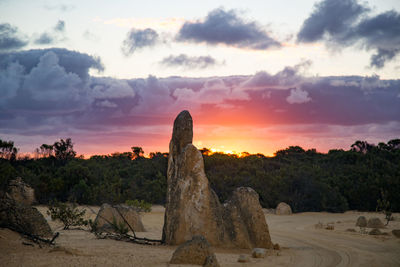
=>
[94,203,145,232]
[0,198,52,237]
[169,235,218,266]
[162,110,273,249]
[392,229,400,238]
[252,248,266,258]
[223,187,273,248]
[238,255,250,263]
[7,177,36,205]
[356,216,367,227]
[275,202,292,215]
[367,217,384,229]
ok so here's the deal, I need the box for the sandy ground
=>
[1,206,400,267]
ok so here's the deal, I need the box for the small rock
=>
[367,217,384,229]
[170,235,219,266]
[276,202,292,215]
[325,224,334,230]
[94,203,145,232]
[346,228,356,232]
[369,228,382,235]
[273,243,280,250]
[391,229,400,238]
[238,254,250,262]
[252,248,266,258]
[356,216,367,227]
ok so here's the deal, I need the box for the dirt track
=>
[1,206,399,266]
[268,212,400,267]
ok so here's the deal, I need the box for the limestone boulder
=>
[162,110,273,249]
[275,202,292,215]
[169,235,219,266]
[252,248,266,258]
[0,198,52,237]
[392,229,400,238]
[367,217,384,229]
[356,216,367,227]
[7,177,36,205]
[223,187,273,248]
[94,203,145,232]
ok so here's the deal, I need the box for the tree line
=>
[0,138,399,213]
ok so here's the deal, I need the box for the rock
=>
[273,243,280,250]
[203,254,220,267]
[223,187,273,248]
[346,228,356,232]
[391,229,400,238]
[0,198,52,237]
[94,203,145,232]
[169,235,218,266]
[238,254,250,262]
[355,216,367,227]
[367,217,384,229]
[275,202,292,215]
[369,228,383,235]
[163,111,273,249]
[252,248,266,258]
[7,177,36,205]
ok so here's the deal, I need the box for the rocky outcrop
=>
[367,217,384,229]
[0,198,52,237]
[169,235,219,267]
[356,216,367,227]
[223,187,273,248]
[94,203,145,232]
[7,177,36,205]
[275,202,292,215]
[162,110,273,249]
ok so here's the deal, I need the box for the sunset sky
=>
[1,0,399,156]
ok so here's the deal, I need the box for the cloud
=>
[1,50,399,154]
[0,48,104,80]
[297,0,368,43]
[54,20,65,32]
[0,23,28,51]
[177,8,281,50]
[34,20,67,45]
[297,0,400,68]
[121,28,159,55]
[43,3,74,12]
[34,32,54,44]
[159,54,221,69]
[286,88,312,104]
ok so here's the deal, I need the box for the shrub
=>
[47,200,88,230]
[111,217,129,235]
[125,199,152,212]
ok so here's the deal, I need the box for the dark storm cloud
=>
[159,54,220,69]
[177,8,281,50]
[0,48,104,80]
[1,48,399,140]
[297,0,368,43]
[0,23,28,51]
[121,28,159,56]
[297,0,400,68]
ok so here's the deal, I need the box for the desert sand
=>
[1,206,399,267]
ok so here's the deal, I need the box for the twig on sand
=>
[85,205,163,246]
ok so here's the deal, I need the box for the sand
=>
[1,206,400,266]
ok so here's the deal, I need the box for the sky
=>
[0,0,399,156]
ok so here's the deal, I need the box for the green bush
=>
[47,200,88,230]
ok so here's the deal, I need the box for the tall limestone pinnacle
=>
[162,110,273,249]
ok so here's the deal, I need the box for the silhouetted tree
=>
[131,146,144,159]
[53,138,76,161]
[0,139,18,161]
